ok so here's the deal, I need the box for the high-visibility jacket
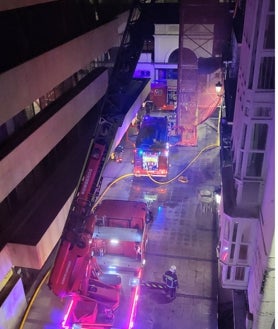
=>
[163,270,179,288]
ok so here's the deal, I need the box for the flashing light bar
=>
[62,299,74,329]
[61,274,143,329]
[108,266,117,270]
[110,239,119,245]
[128,269,142,329]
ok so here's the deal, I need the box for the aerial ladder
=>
[48,1,154,327]
[52,0,154,257]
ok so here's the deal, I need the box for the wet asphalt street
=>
[100,118,222,329]
[22,116,226,329]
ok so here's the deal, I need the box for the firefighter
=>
[163,265,179,299]
[114,145,123,163]
[135,242,142,261]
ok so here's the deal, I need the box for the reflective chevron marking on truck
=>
[141,281,167,290]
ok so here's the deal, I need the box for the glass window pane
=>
[269,0,274,11]
[227,266,231,280]
[264,15,274,49]
[246,152,264,177]
[235,267,245,281]
[251,124,268,150]
[230,243,235,260]
[236,151,243,177]
[241,223,251,243]
[239,244,248,260]
[232,222,238,242]
[224,220,230,240]
[241,124,247,149]
[258,57,275,89]
[242,181,261,204]
[254,106,271,118]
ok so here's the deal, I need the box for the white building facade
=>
[218,0,275,328]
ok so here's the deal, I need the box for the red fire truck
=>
[134,115,169,177]
[92,199,150,265]
[49,197,150,329]
[47,1,157,326]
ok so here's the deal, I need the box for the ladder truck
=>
[48,1,154,328]
[56,199,151,328]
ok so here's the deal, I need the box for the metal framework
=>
[176,1,226,146]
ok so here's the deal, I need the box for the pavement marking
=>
[145,252,218,263]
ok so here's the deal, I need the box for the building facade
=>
[218,0,275,328]
[0,2,152,328]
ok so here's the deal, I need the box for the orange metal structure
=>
[176,1,225,146]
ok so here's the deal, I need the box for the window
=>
[230,244,235,260]
[238,244,248,263]
[226,266,231,280]
[235,267,245,281]
[264,15,274,49]
[235,151,243,177]
[269,0,274,11]
[241,181,261,203]
[241,223,252,243]
[224,220,230,240]
[251,124,268,150]
[254,106,271,118]
[232,222,238,242]
[246,152,264,177]
[143,39,154,52]
[257,57,275,89]
[240,124,247,149]
[156,68,178,80]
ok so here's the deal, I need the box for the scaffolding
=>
[176,1,227,146]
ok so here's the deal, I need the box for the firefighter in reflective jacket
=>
[163,265,179,299]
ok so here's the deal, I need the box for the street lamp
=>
[215,81,222,95]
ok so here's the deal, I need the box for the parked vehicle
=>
[49,199,150,329]
[134,115,169,177]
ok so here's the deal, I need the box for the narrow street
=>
[22,116,223,329]
[100,118,222,329]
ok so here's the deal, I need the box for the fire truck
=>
[134,115,169,177]
[47,139,151,329]
[48,2,155,327]
[49,198,150,329]
[47,124,152,329]
[92,199,150,265]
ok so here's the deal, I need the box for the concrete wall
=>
[0,278,27,329]
[111,80,151,151]
[6,191,74,269]
[154,24,179,63]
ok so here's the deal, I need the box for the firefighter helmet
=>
[170,265,176,273]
